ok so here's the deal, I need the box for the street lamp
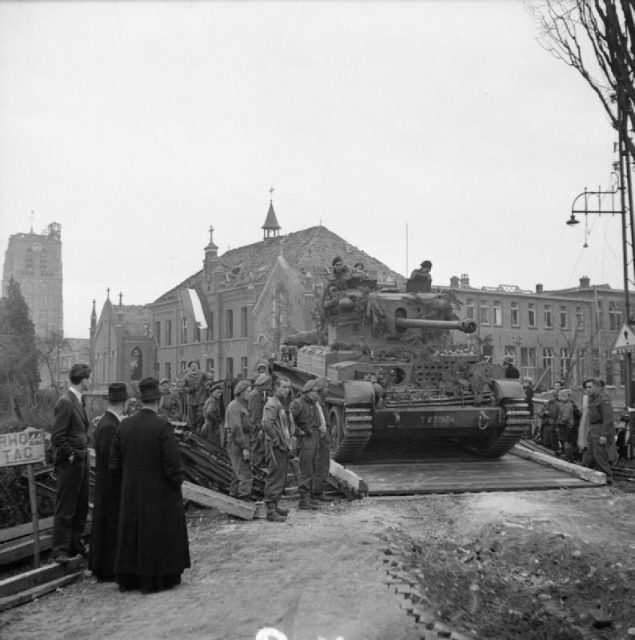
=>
[566,179,632,412]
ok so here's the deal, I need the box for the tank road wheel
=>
[328,406,345,458]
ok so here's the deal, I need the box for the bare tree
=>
[528,0,635,157]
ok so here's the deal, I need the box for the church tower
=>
[262,190,281,239]
[2,221,63,338]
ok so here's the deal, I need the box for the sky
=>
[0,1,626,339]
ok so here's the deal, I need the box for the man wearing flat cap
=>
[290,379,327,510]
[90,382,128,581]
[51,363,92,564]
[110,377,190,593]
[225,379,254,500]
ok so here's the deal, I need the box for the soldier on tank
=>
[290,379,325,510]
[408,260,432,292]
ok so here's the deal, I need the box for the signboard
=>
[0,427,46,468]
[613,323,635,353]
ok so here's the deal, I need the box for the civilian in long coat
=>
[110,377,190,593]
[89,382,128,581]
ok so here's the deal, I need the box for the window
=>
[493,301,502,326]
[544,304,552,329]
[576,306,584,330]
[206,359,214,376]
[504,346,516,360]
[194,324,201,342]
[180,360,187,373]
[241,356,248,378]
[181,317,188,344]
[154,321,161,346]
[226,357,234,379]
[165,320,172,346]
[609,301,623,331]
[605,350,614,385]
[241,307,248,337]
[528,303,536,328]
[226,309,234,338]
[542,347,554,371]
[479,300,490,325]
[466,298,475,320]
[559,347,570,379]
[510,302,519,327]
[559,306,568,330]
[520,347,536,368]
[165,362,172,380]
[39,249,48,274]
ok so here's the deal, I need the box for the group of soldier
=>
[224,370,332,523]
[537,377,617,483]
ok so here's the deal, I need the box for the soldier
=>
[249,373,272,468]
[183,361,206,432]
[290,379,325,510]
[312,377,332,502]
[158,378,183,423]
[409,260,432,292]
[502,355,520,379]
[225,379,254,500]
[581,377,616,483]
[262,377,293,522]
[202,385,224,445]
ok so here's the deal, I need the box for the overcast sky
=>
[0,1,624,339]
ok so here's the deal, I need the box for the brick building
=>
[445,274,627,388]
[150,202,403,382]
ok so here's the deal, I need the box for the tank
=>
[272,273,531,462]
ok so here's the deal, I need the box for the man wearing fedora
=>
[51,363,92,564]
[89,382,128,581]
[111,377,190,593]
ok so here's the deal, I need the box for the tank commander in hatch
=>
[409,260,433,292]
[330,255,350,289]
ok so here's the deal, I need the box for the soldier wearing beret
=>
[289,379,326,510]
[90,382,128,581]
[51,363,92,564]
[226,379,254,500]
[249,373,272,468]
[312,377,332,502]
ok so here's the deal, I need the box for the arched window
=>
[130,346,142,381]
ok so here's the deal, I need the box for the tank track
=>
[477,400,532,458]
[333,405,374,463]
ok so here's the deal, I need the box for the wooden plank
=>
[181,481,256,520]
[0,572,83,612]
[347,454,596,495]
[0,517,54,544]
[328,460,369,498]
[0,557,85,598]
[511,444,607,484]
[0,532,53,566]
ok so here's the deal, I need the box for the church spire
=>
[262,187,281,239]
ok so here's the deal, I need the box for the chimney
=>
[536,284,543,293]
[460,273,470,288]
[450,275,459,288]
[579,276,591,289]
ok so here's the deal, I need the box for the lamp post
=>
[566,175,633,411]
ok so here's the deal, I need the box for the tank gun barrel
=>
[395,317,477,334]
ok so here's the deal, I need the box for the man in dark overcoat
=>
[111,377,190,593]
[89,382,128,581]
[51,363,92,564]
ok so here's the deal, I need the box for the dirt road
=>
[3,486,635,640]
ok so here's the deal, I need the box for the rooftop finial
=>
[106,287,110,300]
[119,292,123,306]
[269,186,274,202]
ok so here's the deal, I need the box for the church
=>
[149,199,403,382]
